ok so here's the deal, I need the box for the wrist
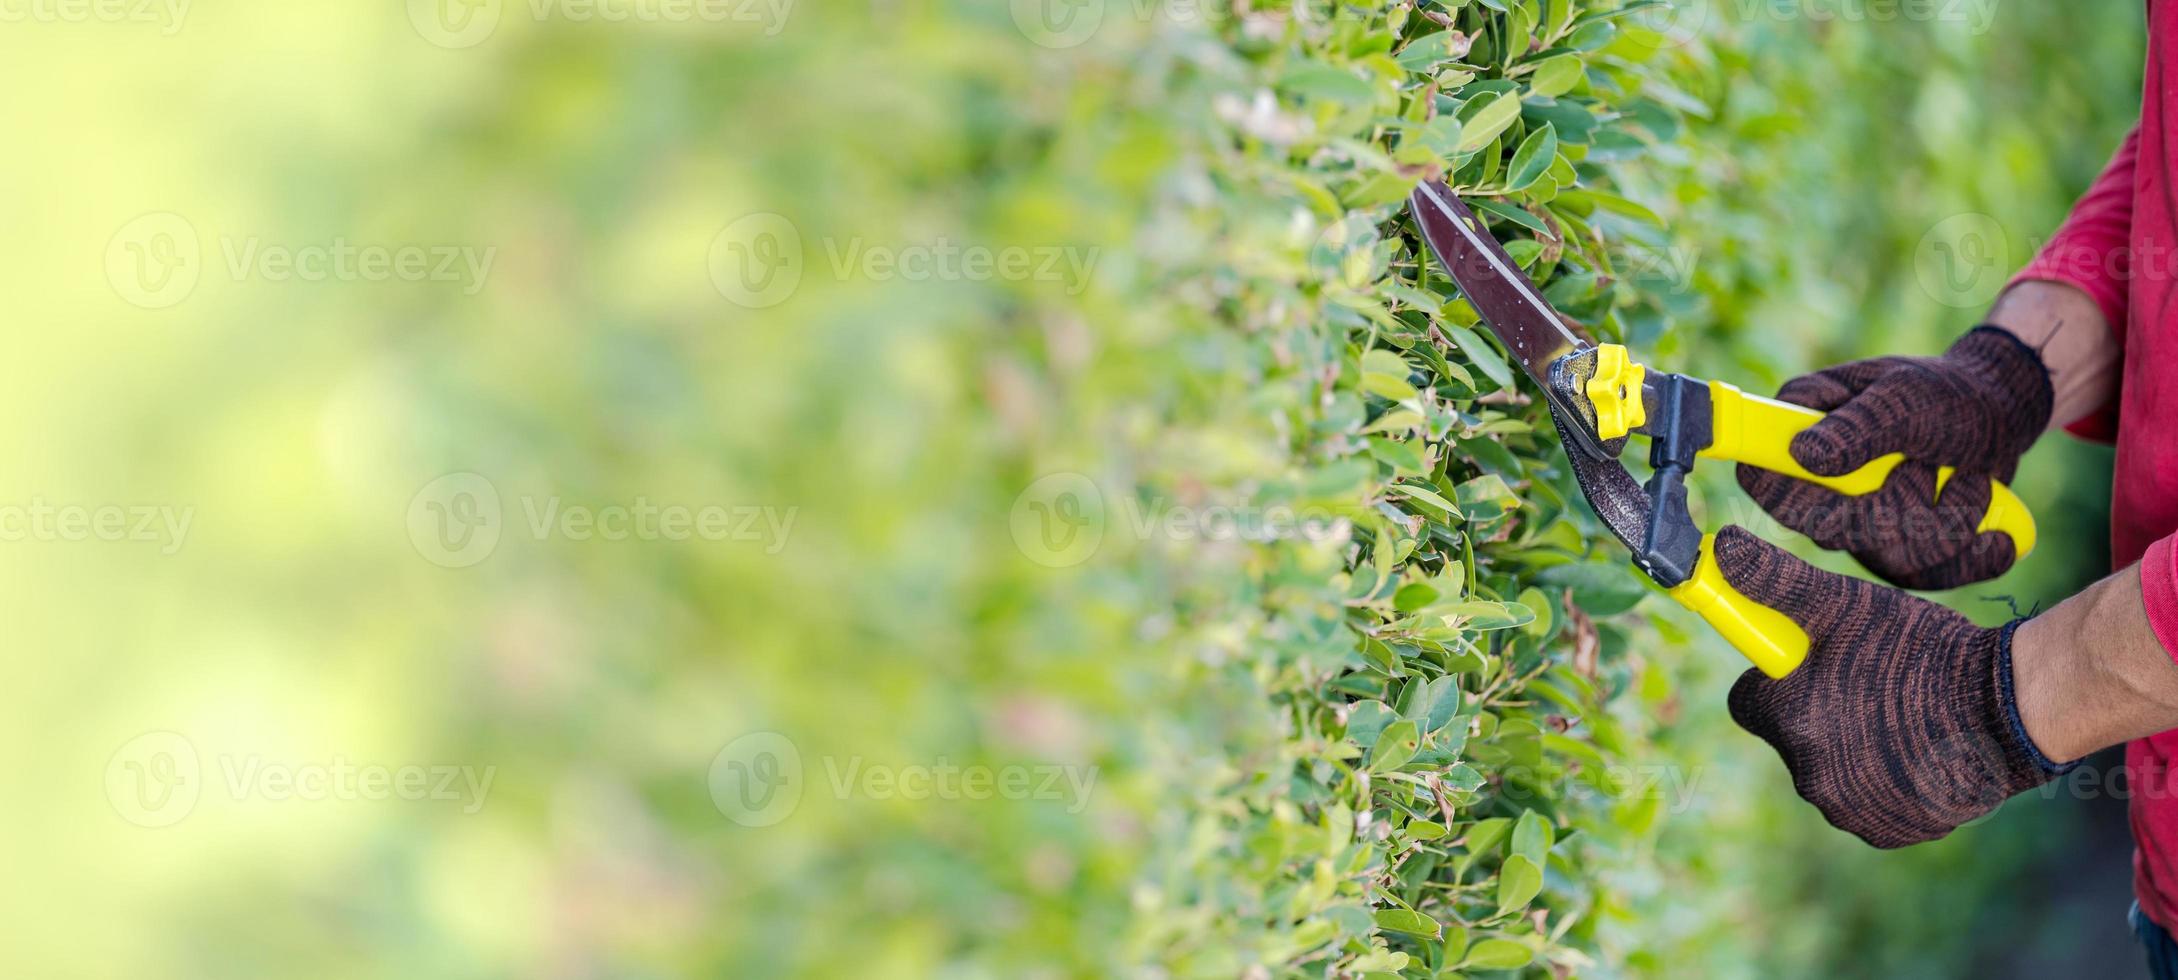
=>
[1999,616,2086,769]
[2013,565,2178,764]
[1983,280,2118,428]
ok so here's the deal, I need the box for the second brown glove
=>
[1735,326,2053,590]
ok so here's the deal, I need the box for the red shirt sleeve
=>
[2009,126,2138,441]
[2141,535,2178,666]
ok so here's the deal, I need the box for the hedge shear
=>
[1405,181,2037,678]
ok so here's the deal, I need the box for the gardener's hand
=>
[1735,326,2052,591]
[1713,526,2070,847]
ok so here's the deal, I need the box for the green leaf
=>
[1464,817,1511,852]
[1397,674,1464,733]
[1459,817,1513,874]
[1439,763,1485,794]
[1362,349,1419,400]
[1568,0,1665,28]
[1505,123,1558,191]
[1501,1,1536,71]
[1364,408,1426,434]
[1455,92,1523,154]
[1561,187,1665,227]
[1496,854,1544,912]
[1361,349,1410,375]
[1568,18,1617,51]
[1278,62,1375,104]
[1540,0,1576,42]
[1518,586,1554,637]
[1439,324,1515,389]
[1503,238,1545,269]
[1454,473,1520,513]
[1360,636,1400,674]
[1347,170,1419,208]
[1348,700,1397,749]
[1511,809,1555,864]
[1388,483,1462,517]
[1528,54,1583,97]
[1284,918,1337,956]
[1367,436,1427,475]
[1395,31,1465,72]
[1406,819,1449,841]
[1469,197,1551,236]
[1350,956,1408,975]
[1410,339,1475,389]
[1383,282,1440,309]
[1441,923,1472,966]
[1414,114,1465,156]
[1393,580,1441,612]
[1374,907,1442,938]
[1523,96,1599,144]
[1459,938,1534,970]
[1369,719,1421,770]
[1363,373,1418,400]
[1435,600,1535,631]
[1327,904,1375,939]
[1537,561,1650,616]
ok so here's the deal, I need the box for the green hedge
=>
[1122,1,1718,974]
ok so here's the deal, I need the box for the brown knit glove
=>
[1736,327,2053,591]
[1713,526,2073,848]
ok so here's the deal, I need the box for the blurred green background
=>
[0,0,2153,977]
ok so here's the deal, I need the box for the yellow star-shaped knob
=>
[1584,344,1647,440]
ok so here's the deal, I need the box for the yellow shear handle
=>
[1698,381,2037,560]
[1668,534,1811,679]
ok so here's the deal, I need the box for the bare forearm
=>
[1983,280,2119,429]
[2013,564,2178,761]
